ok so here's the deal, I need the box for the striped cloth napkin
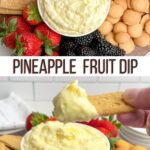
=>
[0,93,32,130]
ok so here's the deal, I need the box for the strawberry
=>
[26,112,49,130]
[33,48,42,56]
[97,127,110,136]
[47,117,57,122]
[3,31,16,49]
[53,51,59,56]
[35,23,61,55]
[23,2,43,25]
[98,120,118,138]
[6,16,33,34]
[15,32,43,56]
[0,16,32,49]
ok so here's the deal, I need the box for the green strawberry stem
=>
[27,3,42,23]
[0,18,17,44]
[31,112,49,127]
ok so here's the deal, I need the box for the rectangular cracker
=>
[0,142,7,150]
[0,0,36,10]
[0,135,22,150]
[88,92,135,116]
[0,8,21,14]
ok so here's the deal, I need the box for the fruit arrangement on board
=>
[0,1,125,56]
[25,112,148,150]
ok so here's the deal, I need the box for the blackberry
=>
[60,49,76,56]
[75,33,94,46]
[94,39,125,56]
[77,46,97,56]
[93,30,104,42]
[60,41,77,51]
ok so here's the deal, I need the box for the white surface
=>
[0,45,11,56]
[0,93,31,130]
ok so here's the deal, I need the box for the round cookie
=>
[109,3,124,19]
[122,9,141,25]
[119,39,135,54]
[130,0,148,12]
[99,21,113,35]
[105,32,118,46]
[114,22,127,33]
[115,32,130,44]
[145,20,150,34]
[128,24,143,38]
[134,32,150,47]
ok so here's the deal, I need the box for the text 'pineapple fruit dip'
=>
[41,0,110,36]
[53,81,98,122]
[23,121,109,150]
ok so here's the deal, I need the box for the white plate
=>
[0,128,25,135]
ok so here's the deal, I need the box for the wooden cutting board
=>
[0,0,36,14]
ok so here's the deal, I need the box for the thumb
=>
[124,87,150,110]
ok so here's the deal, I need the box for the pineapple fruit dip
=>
[23,121,109,150]
[42,0,110,36]
[53,81,98,122]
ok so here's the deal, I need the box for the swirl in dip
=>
[42,0,110,36]
[53,81,98,122]
[23,121,109,150]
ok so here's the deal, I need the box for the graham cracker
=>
[0,0,36,10]
[0,135,22,150]
[88,92,135,116]
[0,8,21,14]
[0,142,7,150]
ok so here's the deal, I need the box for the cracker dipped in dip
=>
[41,0,110,36]
[23,121,109,150]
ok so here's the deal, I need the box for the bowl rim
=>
[21,122,110,150]
[37,0,111,37]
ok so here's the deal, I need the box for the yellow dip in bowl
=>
[22,121,110,150]
[38,0,111,37]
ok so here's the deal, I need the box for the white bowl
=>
[21,123,110,150]
[37,0,111,37]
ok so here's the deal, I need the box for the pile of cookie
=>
[99,0,150,54]
[0,135,22,150]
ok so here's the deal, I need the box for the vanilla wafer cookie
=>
[0,135,22,150]
[88,92,135,116]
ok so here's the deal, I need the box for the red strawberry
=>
[0,16,32,49]
[33,48,42,56]
[35,23,61,55]
[3,32,16,49]
[15,32,43,56]
[98,120,118,137]
[53,51,59,56]
[98,127,110,136]
[23,2,43,25]
[26,112,49,130]
[47,117,57,122]
[6,16,32,34]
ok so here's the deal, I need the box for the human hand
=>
[117,88,150,135]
